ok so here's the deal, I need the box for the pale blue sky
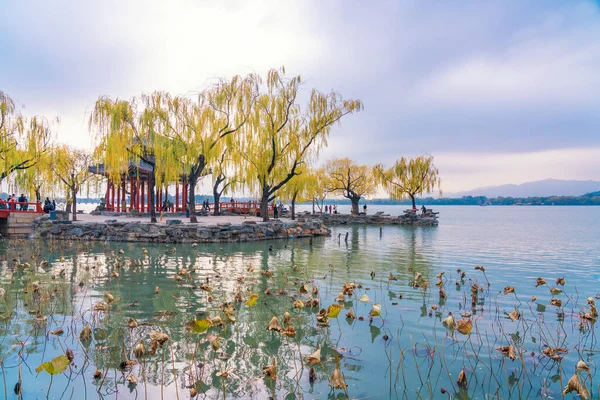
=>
[1,0,599,192]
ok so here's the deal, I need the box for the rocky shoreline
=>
[314,209,439,226]
[30,215,330,243]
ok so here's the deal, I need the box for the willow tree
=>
[306,168,329,214]
[278,166,313,220]
[374,155,442,209]
[89,97,180,223]
[238,67,363,221]
[210,152,240,216]
[0,91,54,183]
[325,158,376,215]
[50,145,93,221]
[149,73,259,223]
[13,149,55,201]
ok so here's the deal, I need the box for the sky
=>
[1,0,599,194]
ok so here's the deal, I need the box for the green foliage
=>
[0,91,55,183]
[35,355,70,375]
[324,158,376,214]
[374,154,441,207]
[237,67,362,220]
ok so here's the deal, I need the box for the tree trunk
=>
[351,197,360,215]
[188,174,198,223]
[410,194,416,209]
[312,199,315,214]
[66,201,72,213]
[291,192,297,220]
[35,188,41,201]
[213,189,221,216]
[149,172,157,223]
[260,187,270,222]
[212,175,225,216]
[72,190,77,221]
[188,155,206,223]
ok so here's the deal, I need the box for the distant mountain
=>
[448,179,600,198]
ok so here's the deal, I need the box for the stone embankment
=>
[315,209,439,226]
[30,216,330,243]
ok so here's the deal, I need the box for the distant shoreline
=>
[59,191,600,207]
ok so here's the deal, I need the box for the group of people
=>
[0,194,30,211]
[43,198,57,213]
[201,199,211,212]
[324,204,338,214]
[271,201,285,219]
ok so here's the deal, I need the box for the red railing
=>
[195,201,277,215]
[103,201,278,215]
[0,201,44,218]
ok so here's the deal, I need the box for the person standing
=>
[273,201,279,219]
[363,203,367,215]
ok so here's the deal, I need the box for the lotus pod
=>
[503,286,515,295]
[358,294,371,302]
[134,342,146,358]
[457,369,467,388]
[306,345,321,365]
[369,303,382,318]
[283,311,292,325]
[508,308,521,321]
[80,325,92,341]
[334,292,345,302]
[563,373,589,399]
[535,277,546,287]
[442,314,456,329]
[267,316,283,332]
[293,299,305,309]
[317,308,329,326]
[149,331,169,355]
[576,360,591,371]
[263,357,277,378]
[282,326,296,338]
[457,319,472,335]
[329,359,347,389]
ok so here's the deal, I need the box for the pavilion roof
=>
[88,159,154,177]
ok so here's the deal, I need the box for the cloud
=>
[1,0,599,193]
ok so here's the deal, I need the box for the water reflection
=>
[0,217,597,399]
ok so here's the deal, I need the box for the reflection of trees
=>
[0,238,370,398]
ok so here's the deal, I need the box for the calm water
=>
[1,206,599,399]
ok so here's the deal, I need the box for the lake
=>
[1,206,598,399]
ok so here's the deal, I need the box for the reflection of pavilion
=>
[89,161,189,212]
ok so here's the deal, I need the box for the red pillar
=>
[121,179,126,212]
[116,183,121,212]
[129,178,134,211]
[135,180,140,211]
[182,179,187,212]
[147,180,151,212]
[175,181,179,212]
[157,185,161,211]
[111,182,115,211]
[105,179,110,209]
[141,181,145,212]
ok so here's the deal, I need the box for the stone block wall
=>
[315,209,439,226]
[30,216,330,243]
